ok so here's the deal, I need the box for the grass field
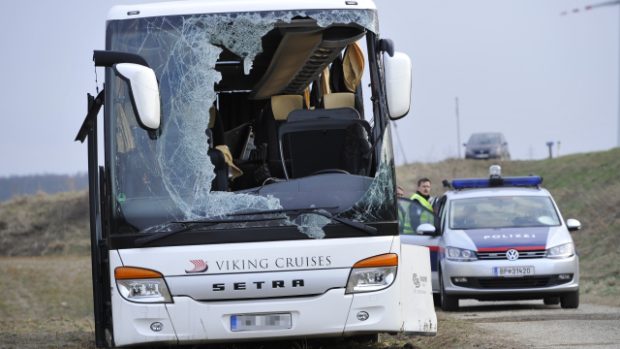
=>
[0,257,94,349]
[0,148,619,347]
[0,191,90,257]
[0,257,516,349]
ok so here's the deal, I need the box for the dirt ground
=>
[0,256,610,349]
[0,257,94,349]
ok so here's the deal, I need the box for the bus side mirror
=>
[384,51,412,120]
[114,63,161,130]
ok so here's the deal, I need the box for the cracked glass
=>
[339,126,397,222]
[106,8,395,239]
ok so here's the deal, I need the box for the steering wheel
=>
[310,169,351,176]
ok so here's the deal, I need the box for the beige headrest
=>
[323,92,355,109]
[271,95,303,121]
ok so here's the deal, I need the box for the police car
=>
[400,165,582,311]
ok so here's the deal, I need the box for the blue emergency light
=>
[450,165,543,189]
[451,176,543,189]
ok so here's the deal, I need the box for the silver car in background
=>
[464,132,510,160]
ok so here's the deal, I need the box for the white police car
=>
[400,165,582,311]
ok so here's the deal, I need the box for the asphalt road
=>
[445,300,620,348]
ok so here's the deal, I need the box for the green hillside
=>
[397,147,620,305]
[1,148,618,304]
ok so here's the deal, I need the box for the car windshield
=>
[449,195,561,230]
[469,133,501,146]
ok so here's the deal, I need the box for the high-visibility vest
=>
[410,193,435,226]
[398,200,413,234]
[399,195,434,235]
[410,193,433,212]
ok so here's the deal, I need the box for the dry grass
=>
[0,191,90,256]
[0,256,516,349]
[0,149,619,347]
[0,256,95,349]
[382,312,523,349]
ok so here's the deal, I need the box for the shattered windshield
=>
[106,9,396,239]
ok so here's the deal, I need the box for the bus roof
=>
[108,0,377,20]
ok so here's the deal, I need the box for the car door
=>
[398,197,442,292]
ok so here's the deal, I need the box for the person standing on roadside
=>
[411,178,433,212]
[409,178,434,227]
[400,178,435,234]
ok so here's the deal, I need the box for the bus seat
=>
[253,95,304,180]
[323,92,355,109]
[278,107,371,178]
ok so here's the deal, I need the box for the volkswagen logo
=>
[506,249,519,261]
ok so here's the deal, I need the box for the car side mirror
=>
[384,51,412,120]
[566,218,581,232]
[114,63,161,130]
[416,223,436,235]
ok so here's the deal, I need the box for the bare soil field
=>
[0,256,526,349]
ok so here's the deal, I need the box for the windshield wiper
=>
[136,207,377,247]
[228,207,377,235]
[135,215,287,247]
[314,211,378,235]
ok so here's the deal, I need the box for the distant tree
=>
[0,173,88,202]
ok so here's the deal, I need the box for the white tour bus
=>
[76,0,436,347]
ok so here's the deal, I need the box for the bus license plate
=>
[493,266,535,277]
[230,313,292,332]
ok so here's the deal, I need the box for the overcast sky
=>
[0,0,617,176]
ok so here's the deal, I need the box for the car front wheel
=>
[439,269,459,311]
[560,291,579,309]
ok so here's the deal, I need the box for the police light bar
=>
[451,176,543,189]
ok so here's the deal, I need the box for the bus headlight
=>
[345,254,397,294]
[115,267,172,303]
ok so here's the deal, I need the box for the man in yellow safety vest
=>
[400,178,434,234]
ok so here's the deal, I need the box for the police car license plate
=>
[493,266,535,277]
[230,313,292,332]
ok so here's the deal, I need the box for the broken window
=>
[106,9,395,239]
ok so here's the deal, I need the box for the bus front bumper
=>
[111,287,402,347]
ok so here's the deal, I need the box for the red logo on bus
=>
[186,259,208,273]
